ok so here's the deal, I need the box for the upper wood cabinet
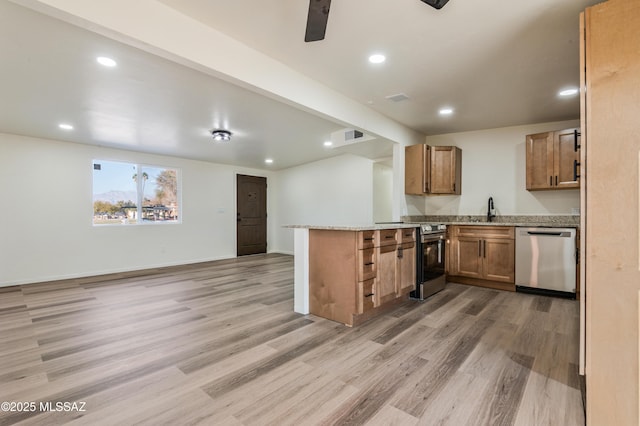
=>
[526,128,581,190]
[405,145,462,195]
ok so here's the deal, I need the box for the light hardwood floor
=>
[0,254,584,425]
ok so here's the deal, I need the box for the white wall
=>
[270,154,374,254]
[373,162,393,223]
[424,120,581,216]
[0,133,272,286]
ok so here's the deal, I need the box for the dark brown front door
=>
[236,174,267,256]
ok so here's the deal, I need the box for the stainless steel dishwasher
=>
[515,227,577,297]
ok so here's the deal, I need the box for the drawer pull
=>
[364,262,374,266]
[384,235,395,239]
[364,238,374,241]
[364,293,374,298]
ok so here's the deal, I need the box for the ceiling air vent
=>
[345,130,364,140]
[385,93,410,102]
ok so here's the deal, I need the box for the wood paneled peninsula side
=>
[288,224,418,326]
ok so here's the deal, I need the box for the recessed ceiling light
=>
[559,88,579,97]
[368,54,386,64]
[323,141,333,147]
[439,107,454,115]
[265,158,274,164]
[96,56,117,67]
[58,123,74,130]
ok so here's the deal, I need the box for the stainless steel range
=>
[410,223,447,300]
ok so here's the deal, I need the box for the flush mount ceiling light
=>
[368,54,386,64]
[58,123,74,130]
[439,107,454,115]
[559,88,579,97]
[211,129,232,141]
[96,56,117,67]
[265,158,274,164]
[323,141,333,147]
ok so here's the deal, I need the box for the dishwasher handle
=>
[523,230,573,237]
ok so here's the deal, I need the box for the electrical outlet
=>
[571,208,580,215]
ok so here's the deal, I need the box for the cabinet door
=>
[526,132,554,190]
[357,279,376,314]
[451,237,483,278]
[430,146,461,194]
[483,238,515,283]
[554,128,580,189]
[405,144,429,195]
[376,244,398,305]
[397,242,416,295]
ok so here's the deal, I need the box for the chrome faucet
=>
[487,197,496,222]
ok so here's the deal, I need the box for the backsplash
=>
[402,215,580,226]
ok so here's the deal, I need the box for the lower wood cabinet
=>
[376,243,399,305]
[309,227,416,326]
[448,225,515,291]
[397,241,416,295]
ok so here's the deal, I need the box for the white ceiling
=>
[1,0,599,170]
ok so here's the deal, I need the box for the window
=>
[92,160,180,225]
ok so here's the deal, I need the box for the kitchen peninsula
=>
[289,224,418,326]
[290,215,579,326]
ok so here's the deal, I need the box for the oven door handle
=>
[437,240,443,263]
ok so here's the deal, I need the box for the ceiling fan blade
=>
[420,0,450,9]
[305,0,331,42]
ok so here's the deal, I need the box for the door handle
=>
[478,240,481,257]
[483,240,486,258]
[237,213,241,222]
[397,248,403,259]
[573,160,581,181]
[574,129,581,151]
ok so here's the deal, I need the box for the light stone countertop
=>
[436,221,578,228]
[285,223,420,231]
[286,215,580,231]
